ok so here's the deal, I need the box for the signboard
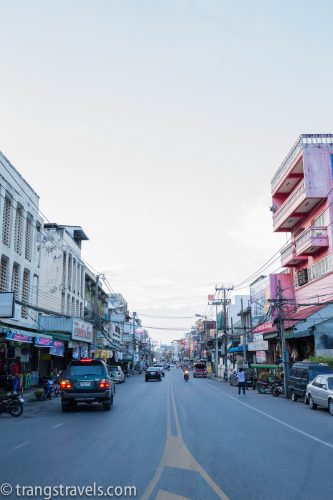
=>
[110,313,125,322]
[35,336,54,347]
[0,292,15,318]
[72,319,93,343]
[250,276,270,328]
[49,341,65,357]
[253,333,264,341]
[6,331,33,343]
[256,351,267,363]
[248,341,269,351]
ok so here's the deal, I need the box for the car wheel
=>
[145,378,148,382]
[102,402,112,411]
[309,395,317,410]
[61,401,70,412]
[291,391,298,402]
[329,399,333,416]
[159,377,162,381]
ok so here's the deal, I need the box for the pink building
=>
[271,134,333,360]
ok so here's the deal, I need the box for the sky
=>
[1,0,333,343]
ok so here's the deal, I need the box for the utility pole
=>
[93,274,99,358]
[277,281,290,398]
[215,286,233,380]
[215,302,219,377]
[132,312,136,375]
[241,298,247,369]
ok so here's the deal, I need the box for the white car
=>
[306,374,333,415]
[109,366,125,384]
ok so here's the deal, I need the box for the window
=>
[68,255,72,291]
[0,256,9,292]
[66,294,71,316]
[76,299,79,316]
[25,215,33,261]
[327,378,333,390]
[11,263,20,295]
[2,197,12,247]
[313,211,327,227]
[71,296,75,316]
[62,252,67,289]
[72,259,76,294]
[297,269,308,287]
[309,254,333,281]
[14,205,24,254]
[21,269,30,319]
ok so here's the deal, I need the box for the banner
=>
[35,336,54,347]
[72,319,93,343]
[49,341,65,357]
[6,331,33,343]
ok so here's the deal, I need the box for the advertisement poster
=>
[72,319,93,343]
[6,331,33,343]
[49,341,65,357]
[256,351,267,363]
[35,336,54,347]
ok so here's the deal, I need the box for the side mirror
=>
[322,384,328,390]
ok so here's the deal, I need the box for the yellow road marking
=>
[156,491,190,500]
[141,373,230,500]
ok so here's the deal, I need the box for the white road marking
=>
[207,382,333,450]
[52,422,64,429]
[13,441,30,450]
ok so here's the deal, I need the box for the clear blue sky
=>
[1,0,333,342]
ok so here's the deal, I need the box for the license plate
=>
[80,382,91,387]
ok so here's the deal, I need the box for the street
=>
[1,369,333,500]
[1,368,333,499]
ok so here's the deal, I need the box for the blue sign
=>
[6,331,33,343]
[35,336,54,347]
[49,340,65,357]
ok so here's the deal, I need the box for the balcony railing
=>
[271,134,333,191]
[280,242,308,267]
[295,226,328,255]
[281,243,294,261]
[273,180,305,226]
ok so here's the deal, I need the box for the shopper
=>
[237,367,246,396]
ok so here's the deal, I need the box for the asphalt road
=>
[1,369,333,499]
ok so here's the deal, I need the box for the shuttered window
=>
[25,215,33,261]
[2,197,12,247]
[14,205,23,254]
[21,269,30,318]
[0,256,9,292]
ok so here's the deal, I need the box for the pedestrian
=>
[237,367,246,396]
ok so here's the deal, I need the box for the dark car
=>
[145,367,162,382]
[229,368,254,388]
[193,362,208,378]
[60,359,115,412]
[287,362,333,402]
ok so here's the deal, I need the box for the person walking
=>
[237,367,246,396]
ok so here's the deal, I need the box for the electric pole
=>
[132,312,136,375]
[215,286,233,380]
[241,298,247,369]
[277,281,290,398]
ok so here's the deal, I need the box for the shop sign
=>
[49,341,65,357]
[253,333,264,341]
[248,341,269,351]
[256,351,267,363]
[80,343,89,359]
[6,331,33,343]
[35,336,54,347]
[72,319,93,343]
[0,292,15,318]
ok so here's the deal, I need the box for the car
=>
[287,362,333,402]
[109,366,125,384]
[145,367,162,382]
[193,362,208,378]
[229,368,254,388]
[60,358,115,412]
[153,364,165,377]
[306,375,333,415]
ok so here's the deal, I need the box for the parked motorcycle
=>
[257,380,274,394]
[0,392,24,417]
[272,382,285,397]
[184,370,189,382]
[41,378,60,400]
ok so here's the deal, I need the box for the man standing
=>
[237,367,246,396]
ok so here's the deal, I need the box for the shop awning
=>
[228,345,248,353]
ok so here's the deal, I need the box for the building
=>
[0,151,44,389]
[271,133,333,360]
[39,224,88,318]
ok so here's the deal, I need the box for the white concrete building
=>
[39,224,88,318]
[0,151,43,329]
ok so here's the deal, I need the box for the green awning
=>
[250,364,281,369]
[42,331,71,341]
[264,333,278,340]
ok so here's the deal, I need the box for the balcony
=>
[271,134,333,196]
[281,243,308,267]
[273,180,325,232]
[295,227,329,256]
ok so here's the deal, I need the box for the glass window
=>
[69,365,103,376]
[327,378,333,390]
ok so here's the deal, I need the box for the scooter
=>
[0,392,24,417]
[257,380,274,394]
[272,381,285,397]
[41,378,60,400]
[184,370,189,382]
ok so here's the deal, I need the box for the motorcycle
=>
[257,380,274,394]
[0,392,24,417]
[272,381,285,397]
[184,370,189,382]
[41,378,60,400]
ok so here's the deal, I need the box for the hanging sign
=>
[49,341,65,357]
[72,319,93,343]
[6,331,33,343]
[35,337,54,347]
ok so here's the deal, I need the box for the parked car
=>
[60,359,115,412]
[229,368,254,388]
[288,362,333,402]
[306,375,333,415]
[109,366,125,384]
[153,364,165,377]
[145,367,162,382]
